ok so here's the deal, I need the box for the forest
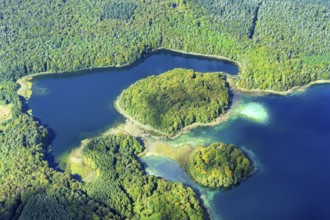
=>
[118,68,231,135]
[0,0,328,90]
[0,85,119,219]
[0,0,329,218]
[82,134,204,219]
[188,142,253,188]
[0,84,205,219]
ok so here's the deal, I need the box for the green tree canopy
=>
[189,142,253,188]
[118,68,231,135]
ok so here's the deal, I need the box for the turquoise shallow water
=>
[29,51,330,219]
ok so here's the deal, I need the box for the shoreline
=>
[16,47,329,100]
[114,97,170,137]
[63,144,96,183]
[234,79,330,96]
[16,48,241,100]
[162,48,243,72]
[17,76,33,99]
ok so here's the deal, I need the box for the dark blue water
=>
[29,50,330,220]
[212,88,330,220]
[29,50,238,157]
[143,85,330,220]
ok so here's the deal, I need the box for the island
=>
[188,142,253,188]
[117,68,231,136]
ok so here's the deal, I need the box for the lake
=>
[28,50,330,220]
[29,50,238,157]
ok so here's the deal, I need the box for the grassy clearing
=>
[145,139,203,169]
[65,146,96,183]
[17,76,33,99]
[0,104,12,129]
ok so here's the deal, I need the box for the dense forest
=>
[0,0,328,90]
[188,142,253,188]
[0,0,329,218]
[82,134,204,219]
[0,85,119,219]
[118,68,231,135]
[0,82,204,218]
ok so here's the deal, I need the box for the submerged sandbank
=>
[234,102,269,124]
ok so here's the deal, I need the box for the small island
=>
[188,142,253,188]
[117,68,231,136]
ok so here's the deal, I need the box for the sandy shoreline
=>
[234,79,330,96]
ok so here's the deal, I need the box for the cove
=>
[28,50,330,220]
[28,50,238,158]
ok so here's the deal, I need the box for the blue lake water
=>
[28,50,330,220]
[29,50,238,157]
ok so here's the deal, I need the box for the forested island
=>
[0,0,329,219]
[118,68,231,136]
[188,143,253,188]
